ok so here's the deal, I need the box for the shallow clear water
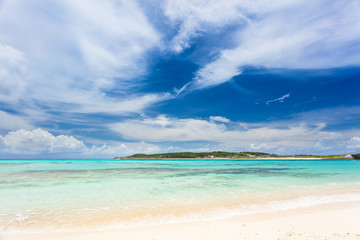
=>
[1,159,360,232]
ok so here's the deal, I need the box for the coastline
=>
[115,157,354,160]
[115,151,359,160]
[4,201,360,240]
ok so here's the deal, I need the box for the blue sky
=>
[0,0,360,158]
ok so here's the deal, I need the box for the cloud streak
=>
[0,111,33,131]
[163,0,251,53]
[266,93,290,105]
[183,0,360,90]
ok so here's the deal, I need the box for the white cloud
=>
[0,1,359,157]
[292,106,360,130]
[249,143,276,151]
[110,115,329,148]
[0,128,162,157]
[0,129,86,154]
[347,137,360,150]
[188,0,360,89]
[88,142,161,156]
[210,116,230,123]
[108,115,360,154]
[0,44,27,103]
[162,0,309,53]
[0,0,160,79]
[163,0,250,53]
[314,132,343,151]
[110,115,226,142]
[266,93,290,105]
[59,92,172,115]
[68,0,160,78]
[1,117,358,156]
[0,0,164,118]
[0,111,33,131]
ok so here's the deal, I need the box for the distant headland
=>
[115,151,360,160]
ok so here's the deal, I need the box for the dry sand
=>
[2,201,360,240]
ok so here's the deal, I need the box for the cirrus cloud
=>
[0,111,33,131]
[184,0,360,89]
[209,116,230,123]
[0,0,165,120]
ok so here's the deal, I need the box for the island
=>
[115,151,360,159]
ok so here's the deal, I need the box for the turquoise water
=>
[1,159,360,232]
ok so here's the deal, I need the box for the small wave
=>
[220,193,360,217]
[15,213,29,222]
[103,193,360,229]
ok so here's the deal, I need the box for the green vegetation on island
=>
[114,151,354,160]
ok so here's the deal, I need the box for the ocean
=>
[1,159,360,233]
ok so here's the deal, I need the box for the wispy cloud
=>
[210,116,230,123]
[0,44,27,103]
[0,111,33,131]
[1,0,359,119]
[0,1,359,157]
[163,0,251,53]
[266,93,290,105]
[185,0,360,90]
[293,106,360,126]
[0,0,164,121]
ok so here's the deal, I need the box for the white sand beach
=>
[3,201,360,240]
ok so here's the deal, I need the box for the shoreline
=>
[115,152,359,160]
[1,157,357,161]
[115,157,355,160]
[3,201,360,240]
[2,186,360,235]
